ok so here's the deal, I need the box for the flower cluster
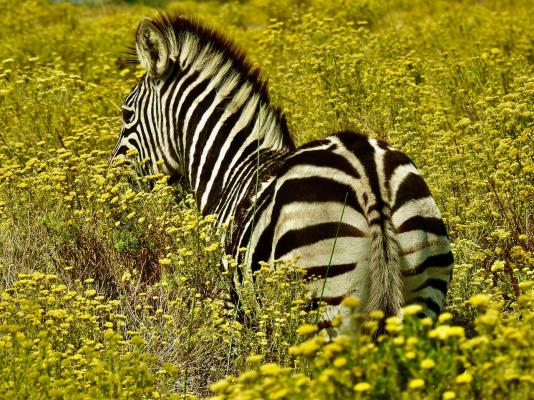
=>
[211,294,533,399]
[0,0,532,398]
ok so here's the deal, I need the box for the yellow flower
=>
[393,337,404,345]
[246,354,263,365]
[289,337,323,357]
[237,370,258,382]
[354,382,371,392]
[442,391,456,400]
[47,309,68,319]
[385,316,402,333]
[341,296,360,308]
[333,357,347,368]
[408,378,425,389]
[421,317,433,327]
[323,342,343,357]
[204,243,219,252]
[438,312,453,324]
[518,281,533,290]
[121,270,131,282]
[447,326,465,338]
[260,363,283,376]
[491,260,504,272]
[331,315,342,327]
[420,358,436,369]
[296,324,318,336]
[469,294,490,307]
[385,316,402,325]
[456,371,473,384]
[369,310,384,319]
[209,379,229,393]
[477,309,499,326]
[428,325,464,340]
[318,368,335,383]
[402,304,422,317]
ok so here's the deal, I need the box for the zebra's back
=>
[245,131,453,331]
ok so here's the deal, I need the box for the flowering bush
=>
[0,0,532,398]
[210,293,534,399]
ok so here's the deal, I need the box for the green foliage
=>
[0,0,532,398]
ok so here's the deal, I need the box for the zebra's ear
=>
[136,17,171,78]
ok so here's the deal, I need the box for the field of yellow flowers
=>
[0,0,532,399]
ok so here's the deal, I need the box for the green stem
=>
[315,191,349,324]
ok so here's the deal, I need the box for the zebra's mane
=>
[147,13,296,151]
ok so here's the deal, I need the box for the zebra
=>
[111,14,454,334]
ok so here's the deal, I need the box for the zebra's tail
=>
[364,205,403,318]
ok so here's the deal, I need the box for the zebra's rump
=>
[246,130,453,326]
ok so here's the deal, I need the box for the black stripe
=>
[173,70,201,149]
[392,173,431,213]
[336,131,386,227]
[402,251,454,277]
[233,180,277,283]
[318,320,333,330]
[298,138,332,150]
[222,156,259,216]
[185,88,217,159]
[274,177,358,205]
[164,67,191,167]
[411,278,448,297]
[178,77,211,129]
[383,148,413,183]
[216,149,261,221]
[190,85,242,193]
[304,263,356,279]
[139,90,159,162]
[231,155,281,251]
[201,104,260,213]
[319,295,345,306]
[182,82,216,169]
[161,75,182,168]
[277,149,360,179]
[172,71,200,116]
[113,145,128,157]
[160,62,183,94]
[396,216,448,236]
[274,222,365,259]
[227,178,276,260]
[306,295,346,310]
[251,177,357,273]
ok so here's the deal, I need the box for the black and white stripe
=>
[111,14,453,333]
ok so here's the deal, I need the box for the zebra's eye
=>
[122,107,135,123]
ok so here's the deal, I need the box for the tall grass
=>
[0,0,532,398]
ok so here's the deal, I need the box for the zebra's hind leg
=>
[222,284,246,324]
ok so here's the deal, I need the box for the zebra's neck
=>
[167,33,294,218]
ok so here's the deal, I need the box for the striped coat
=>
[111,14,453,333]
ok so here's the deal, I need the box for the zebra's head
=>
[111,14,294,191]
[111,16,182,177]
